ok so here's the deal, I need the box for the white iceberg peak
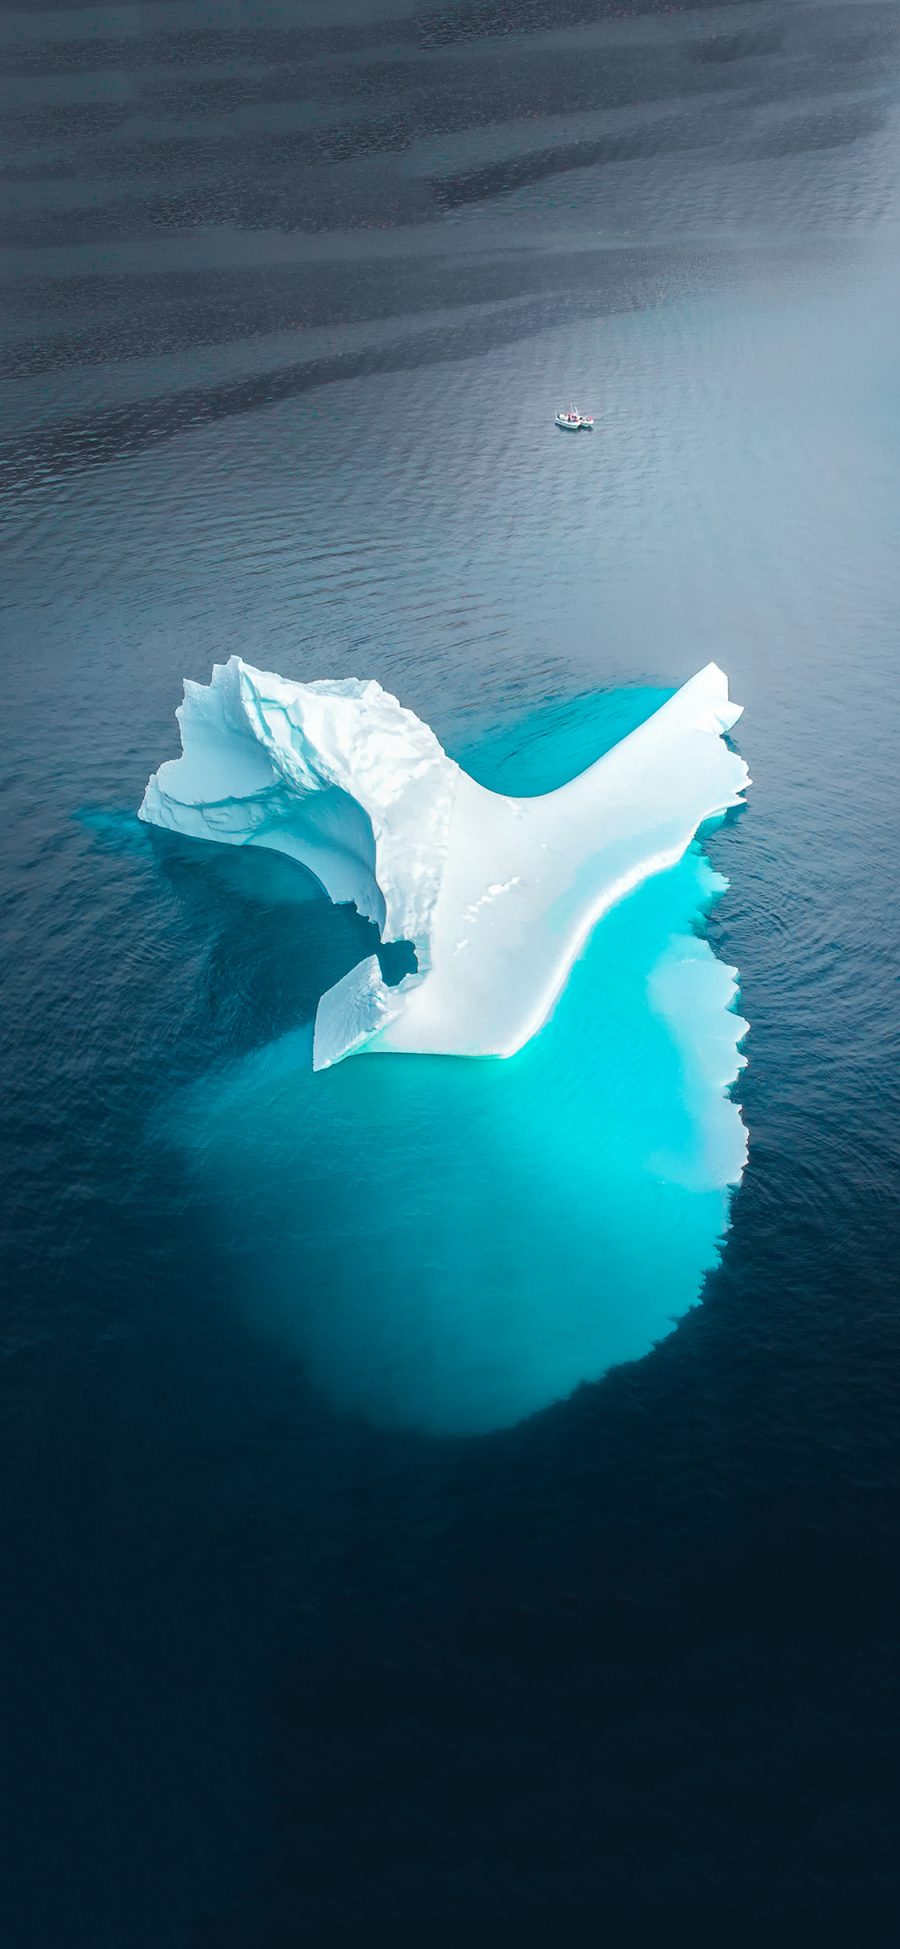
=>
[139,657,749,1070]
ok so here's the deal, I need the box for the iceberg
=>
[151,674,751,1435]
[139,657,749,1070]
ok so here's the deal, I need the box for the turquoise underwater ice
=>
[164,687,748,1437]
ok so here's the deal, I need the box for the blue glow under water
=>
[4,1,900,1935]
[167,689,746,1434]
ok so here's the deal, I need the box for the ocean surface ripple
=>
[2,0,900,1941]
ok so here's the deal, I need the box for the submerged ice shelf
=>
[146,669,751,1433]
[140,658,749,1072]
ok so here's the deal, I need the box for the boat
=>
[555,404,593,431]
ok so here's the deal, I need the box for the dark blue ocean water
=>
[2,2,900,1941]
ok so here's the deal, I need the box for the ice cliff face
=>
[139,657,749,1070]
[139,658,456,1056]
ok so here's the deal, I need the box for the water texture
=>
[2,0,900,1941]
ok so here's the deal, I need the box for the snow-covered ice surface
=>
[140,657,749,1074]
